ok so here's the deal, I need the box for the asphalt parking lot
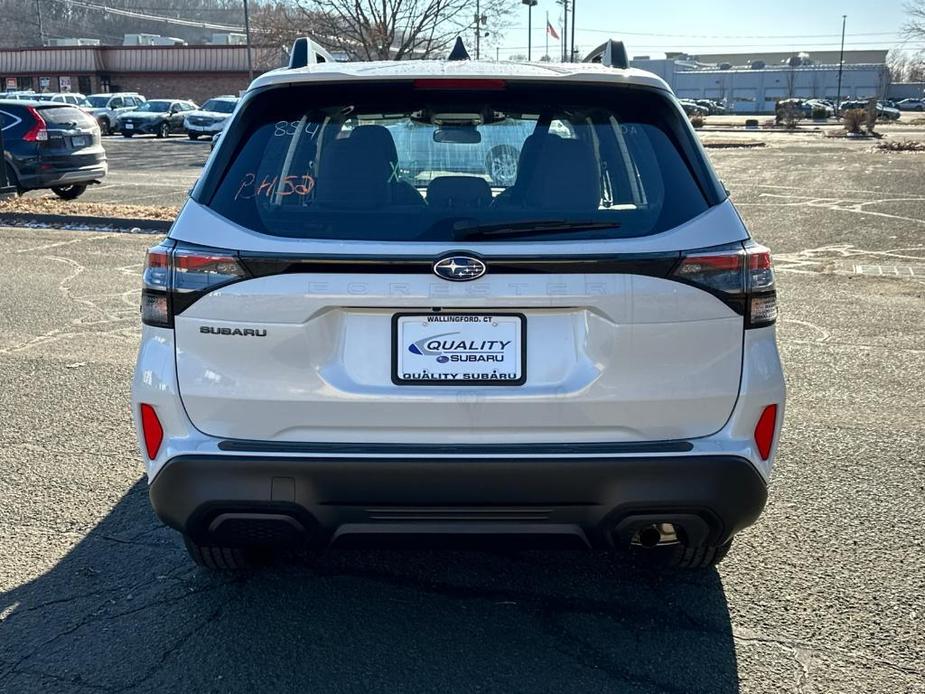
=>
[1,135,924,693]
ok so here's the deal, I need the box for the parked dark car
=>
[839,100,901,121]
[678,99,709,116]
[696,99,726,115]
[119,99,198,138]
[0,99,106,200]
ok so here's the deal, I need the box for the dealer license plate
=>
[392,313,526,386]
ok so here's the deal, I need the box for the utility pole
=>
[570,0,576,62]
[243,0,253,81]
[836,14,847,114]
[476,0,480,59]
[36,0,46,47]
[473,0,488,60]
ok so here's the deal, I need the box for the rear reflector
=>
[754,404,778,460]
[140,404,164,460]
[749,293,778,326]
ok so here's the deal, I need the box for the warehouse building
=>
[0,43,282,103]
[631,50,893,113]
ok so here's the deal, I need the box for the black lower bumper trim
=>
[150,454,767,549]
[216,440,694,455]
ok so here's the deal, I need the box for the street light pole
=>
[243,0,253,81]
[562,0,568,61]
[570,0,576,62]
[836,14,846,113]
[522,0,537,61]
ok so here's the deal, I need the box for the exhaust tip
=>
[632,522,679,548]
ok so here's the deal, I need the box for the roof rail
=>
[288,37,335,69]
[583,40,629,69]
[448,37,470,61]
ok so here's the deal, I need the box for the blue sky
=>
[496,0,917,59]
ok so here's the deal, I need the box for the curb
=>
[702,142,766,149]
[0,212,171,233]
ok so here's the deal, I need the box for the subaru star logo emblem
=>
[433,255,486,282]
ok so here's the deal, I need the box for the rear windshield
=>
[39,105,95,127]
[202,82,723,242]
[139,100,172,112]
[202,99,236,114]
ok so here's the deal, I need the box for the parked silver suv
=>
[132,42,785,571]
[87,92,146,134]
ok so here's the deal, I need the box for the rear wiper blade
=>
[453,219,620,240]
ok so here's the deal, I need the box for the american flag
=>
[546,20,560,40]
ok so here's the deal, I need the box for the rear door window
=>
[203,82,723,242]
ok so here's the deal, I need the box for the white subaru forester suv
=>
[132,39,785,570]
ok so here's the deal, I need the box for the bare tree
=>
[289,0,517,60]
[904,0,925,40]
[887,48,910,82]
[250,1,320,50]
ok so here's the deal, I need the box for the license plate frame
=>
[71,135,89,148]
[392,312,527,386]
[123,122,133,130]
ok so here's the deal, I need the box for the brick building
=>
[0,45,283,102]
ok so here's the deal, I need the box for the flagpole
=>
[545,11,549,60]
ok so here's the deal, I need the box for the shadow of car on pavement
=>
[0,480,739,693]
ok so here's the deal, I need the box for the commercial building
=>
[631,50,892,113]
[0,44,282,103]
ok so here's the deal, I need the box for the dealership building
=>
[0,43,282,103]
[630,49,901,113]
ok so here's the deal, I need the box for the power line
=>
[510,26,903,39]
[43,0,245,32]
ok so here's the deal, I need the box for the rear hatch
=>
[35,104,104,168]
[160,78,750,445]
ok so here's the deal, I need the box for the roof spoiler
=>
[583,40,629,69]
[288,37,335,69]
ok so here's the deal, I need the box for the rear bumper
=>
[121,121,160,134]
[149,453,768,549]
[23,162,107,188]
[186,123,224,134]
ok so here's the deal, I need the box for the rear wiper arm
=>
[453,219,620,240]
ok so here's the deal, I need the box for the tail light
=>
[672,242,777,328]
[141,241,247,327]
[754,404,778,460]
[23,107,48,142]
[139,404,164,460]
